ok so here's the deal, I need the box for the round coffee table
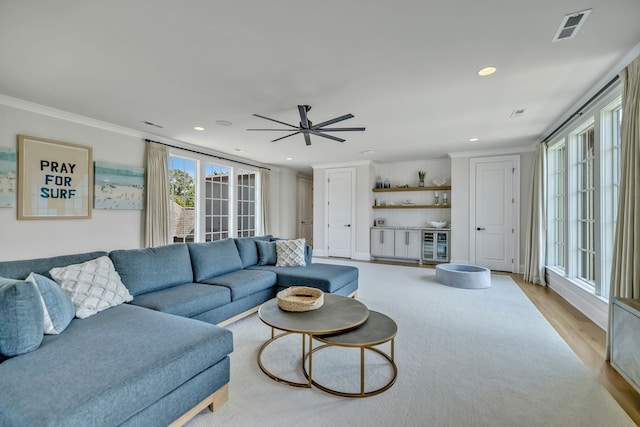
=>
[304,310,398,397]
[258,293,369,388]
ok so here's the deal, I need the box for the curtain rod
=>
[541,75,620,143]
[144,138,270,171]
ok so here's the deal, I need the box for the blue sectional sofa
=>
[0,236,358,427]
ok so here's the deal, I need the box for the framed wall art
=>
[17,135,93,219]
[94,161,144,210]
[0,147,17,208]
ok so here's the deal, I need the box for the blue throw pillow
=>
[256,240,277,265]
[0,277,44,357]
[26,273,75,334]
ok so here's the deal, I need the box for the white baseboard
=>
[545,268,608,330]
[353,252,371,261]
[312,249,328,257]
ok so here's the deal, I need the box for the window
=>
[575,126,595,285]
[236,169,256,237]
[169,152,262,242]
[169,156,197,243]
[545,93,622,300]
[548,143,566,269]
[205,163,230,241]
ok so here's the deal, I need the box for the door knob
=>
[345,224,351,227]
[477,227,486,231]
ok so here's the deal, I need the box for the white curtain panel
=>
[607,56,640,359]
[144,141,171,247]
[524,143,547,285]
[260,168,270,235]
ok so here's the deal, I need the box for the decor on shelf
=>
[383,178,391,188]
[418,171,426,187]
[432,178,447,186]
[433,192,440,206]
[429,220,447,228]
[442,192,448,205]
[375,176,382,188]
[277,286,324,312]
[374,218,386,227]
[17,134,93,220]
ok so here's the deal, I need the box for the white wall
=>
[0,102,298,261]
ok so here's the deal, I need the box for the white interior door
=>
[297,177,313,246]
[470,156,519,272]
[327,169,353,258]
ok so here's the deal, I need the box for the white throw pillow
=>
[276,239,307,267]
[49,256,133,319]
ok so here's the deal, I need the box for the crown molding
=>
[448,144,535,158]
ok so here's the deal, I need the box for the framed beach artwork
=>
[17,135,93,219]
[0,147,17,208]
[94,162,145,210]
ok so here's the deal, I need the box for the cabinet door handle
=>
[477,227,486,231]
[405,231,409,245]
[380,232,384,244]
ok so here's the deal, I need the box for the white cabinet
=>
[371,227,422,261]
[611,298,640,393]
[423,229,450,263]
[394,229,422,260]
[370,228,395,258]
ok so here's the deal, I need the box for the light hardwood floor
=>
[367,260,640,425]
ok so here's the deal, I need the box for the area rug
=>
[187,260,633,427]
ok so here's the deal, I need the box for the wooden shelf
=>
[372,186,451,192]
[372,205,451,209]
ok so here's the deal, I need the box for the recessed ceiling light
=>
[361,150,376,154]
[215,120,233,127]
[469,138,479,142]
[477,66,497,76]
[194,126,205,131]
[235,148,246,153]
[285,157,293,161]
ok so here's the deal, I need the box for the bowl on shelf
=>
[429,220,447,228]
[432,178,447,186]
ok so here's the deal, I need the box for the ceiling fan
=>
[247,105,365,146]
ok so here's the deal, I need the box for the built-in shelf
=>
[372,205,451,209]
[372,186,451,192]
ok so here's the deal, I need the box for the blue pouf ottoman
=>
[435,263,491,289]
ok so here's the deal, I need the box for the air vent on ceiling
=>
[553,9,591,42]
[510,109,526,118]
[141,120,164,129]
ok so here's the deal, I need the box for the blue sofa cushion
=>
[109,244,193,296]
[0,277,44,357]
[0,251,108,280]
[187,239,243,282]
[26,273,75,335]
[129,283,231,318]
[0,304,232,427]
[256,240,277,265]
[234,235,272,268]
[248,263,358,293]
[202,269,277,301]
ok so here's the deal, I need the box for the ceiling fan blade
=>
[311,114,354,129]
[303,132,312,146]
[315,127,366,132]
[271,131,300,142]
[298,105,310,129]
[253,114,298,129]
[310,130,345,143]
[247,128,298,131]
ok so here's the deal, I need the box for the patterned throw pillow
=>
[49,256,133,319]
[26,273,75,334]
[275,239,307,267]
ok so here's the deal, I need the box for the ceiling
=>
[1,1,639,174]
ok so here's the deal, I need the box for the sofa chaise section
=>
[0,303,232,427]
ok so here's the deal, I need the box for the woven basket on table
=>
[277,286,324,312]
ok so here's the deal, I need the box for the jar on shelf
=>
[375,176,382,188]
[383,178,391,188]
